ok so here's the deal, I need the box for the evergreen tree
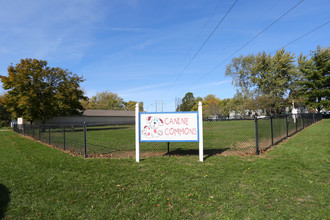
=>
[298,46,330,112]
[178,92,196,111]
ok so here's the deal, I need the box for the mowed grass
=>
[35,120,256,156]
[0,120,329,219]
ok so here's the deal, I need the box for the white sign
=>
[139,112,199,142]
[135,102,204,162]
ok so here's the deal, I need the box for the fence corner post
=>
[302,114,305,129]
[48,126,51,145]
[295,114,298,132]
[255,117,259,155]
[135,103,140,162]
[63,126,66,150]
[198,101,204,162]
[84,122,87,158]
[270,116,274,146]
[286,115,289,137]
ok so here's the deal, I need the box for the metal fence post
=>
[255,117,259,155]
[63,126,66,150]
[295,115,298,133]
[286,115,289,137]
[302,114,305,129]
[84,122,87,158]
[270,116,274,146]
[48,126,51,145]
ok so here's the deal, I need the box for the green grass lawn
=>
[0,127,11,130]
[14,116,320,158]
[18,117,317,157]
[22,120,256,157]
[1,119,329,219]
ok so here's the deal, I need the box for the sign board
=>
[135,102,204,162]
[139,112,199,142]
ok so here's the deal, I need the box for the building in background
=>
[17,109,135,125]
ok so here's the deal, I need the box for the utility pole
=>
[155,100,163,112]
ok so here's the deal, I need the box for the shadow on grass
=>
[165,148,230,160]
[0,184,10,219]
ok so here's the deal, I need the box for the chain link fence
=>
[256,113,322,153]
[13,113,322,158]
[14,123,86,156]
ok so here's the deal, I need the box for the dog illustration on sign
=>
[142,116,164,138]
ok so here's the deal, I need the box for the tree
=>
[0,58,86,123]
[190,96,203,111]
[83,91,143,111]
[253,94,277,116]
[190,95,221,117]
[203,94,221,117]
[298,46,330,112]
[225,54,255,98]
[251,49,298,113]
[85,91,125,110]
[0,95,11,127]
[125,101,144,111]
[218,96,245,118]
[225,49,298,114]
[178,92,196,111]
[124,101,136,111]
[218,98,232,117]
[138,102,144,112]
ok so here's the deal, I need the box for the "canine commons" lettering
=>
[165,128,197,136]
[164,117,189,126]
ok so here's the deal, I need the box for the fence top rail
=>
[203,118,255,121]
[17,124,84,128]
[17,122,131,127]
[85,122,135,126]
[14,113,322,128]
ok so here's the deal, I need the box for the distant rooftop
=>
[82,109,135,117]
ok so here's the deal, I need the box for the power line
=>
[162,0,239,98]
[271,20,330,54]
[162,0,222,100]
[191,0,305,85]
[174,0,223,71]
[190,20,329,97]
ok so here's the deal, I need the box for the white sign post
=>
[135,102,203,162]
[198,102,203,162]
[135,103,140,162]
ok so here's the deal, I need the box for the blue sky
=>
[0,0,329,112]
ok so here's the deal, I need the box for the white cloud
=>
[119,82,176,96]
[109,27,145,32]
[191,80,232,91]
